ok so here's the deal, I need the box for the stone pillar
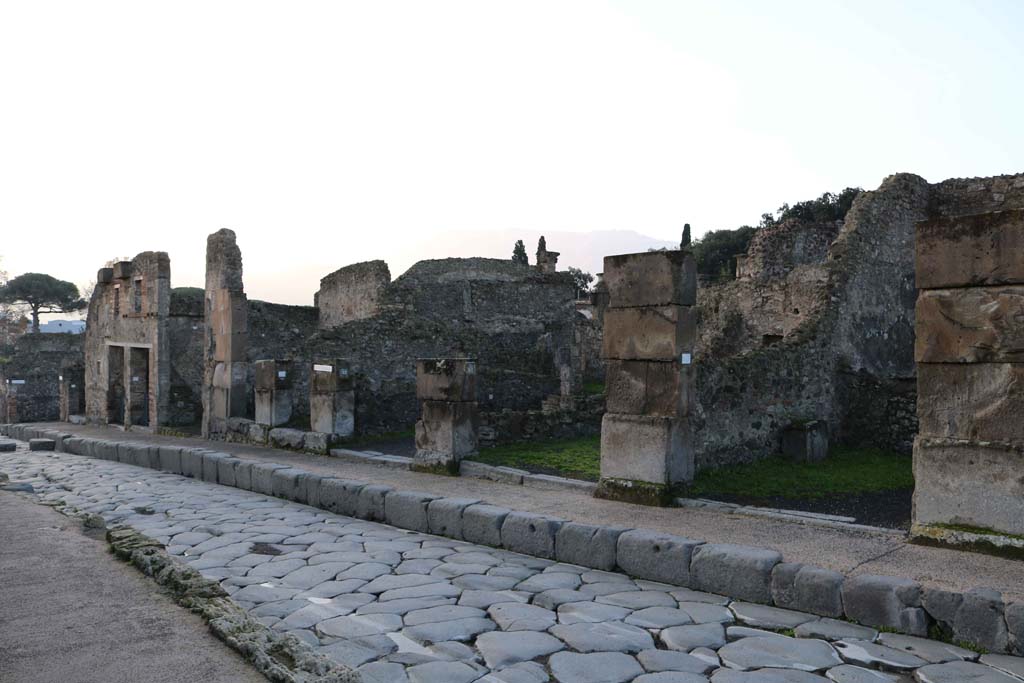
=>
[202,229,249,437]
[254,360,293,428]
[595,249,697,506]
[536,236,560,274]
[591,273,609,326]
[310,359,355,437]
[413,358,479,474]
[912,209,1024,539]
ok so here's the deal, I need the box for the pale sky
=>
[1,0,1021,308]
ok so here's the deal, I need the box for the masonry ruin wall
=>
[693,171,1024,469]
[315,260,391,329]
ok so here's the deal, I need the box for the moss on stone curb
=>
[104,526,361,683]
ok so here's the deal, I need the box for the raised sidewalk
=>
[26,421,1023,604]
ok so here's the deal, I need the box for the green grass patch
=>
[471,435,601,481]
[582,381,605,396]
[689,447,913,500]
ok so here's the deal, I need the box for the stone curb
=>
[4,423,1022,656]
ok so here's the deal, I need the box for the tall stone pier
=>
[413,358,479,474]
[202,229,249,437]
[595,250,697,506]
[913,208,1024,539]
[254,360,293,428]
[310,359,355,437]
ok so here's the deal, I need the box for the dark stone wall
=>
[693,171,1024,469]
[0,333,84,422]
[234,258,575,436]
[167,291,204,427]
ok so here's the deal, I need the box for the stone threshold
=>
[4,422,1022,657]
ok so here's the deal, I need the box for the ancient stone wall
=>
[479,393,604,448]
[739,218,842,281]
[315,260,390,329]
[0,333,83,422]
[693,172,1024,469]
[83,251,172,428]
[233,257,574,437]
[912,208,1024,537]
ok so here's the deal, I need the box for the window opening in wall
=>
[113,284,120,317]
[133,278,143,314]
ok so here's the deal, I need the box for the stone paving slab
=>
[3,443,1023,683]
[27,422,1024,604]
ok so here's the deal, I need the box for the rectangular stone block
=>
[603,250,697,308]
[616,530,702,586]
[269,428,304,450]
[255,359,293,390]
[233,460,253,490]
[771,563,845,618]
[115,443,134,463]
[202,453,227,483]
[250,462,287,495]
[310,392,355,437]
[271,467,306,502]
[918,363,1024,442]
[415,400,479,465]
[841,574,927,636]
[97,267,114,284]
[913,436,1024,536]
[318,478,366,517]
[462,504,510,547]
[356,483,391,521]
[303,474,323,508]
[140,446,161,469]
[605,360,694,417]
[416,358,477,401]
[112,260,132,279]
[916,209,1024,289]
[426,498,481,540]
[182,449,207,478]
[600,413,694,484]
[217,457,241,487]
[500,511,565,560]
[916,286,1024,363]
[158,446,183,474]
[555,523,628,571]
[690,543,783,604]
[602,306,695,361]
[311,360,354,393]
[384,490,439,533]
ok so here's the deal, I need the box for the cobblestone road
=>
[2,445,1023,683]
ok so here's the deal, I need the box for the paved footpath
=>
[37,422,1024,603]
[3,445,1024,683]
[0,487,265,683]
